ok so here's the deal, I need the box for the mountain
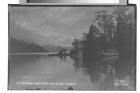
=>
[43,45,73,52]
[42,45,62,52]
[9,38,47,53]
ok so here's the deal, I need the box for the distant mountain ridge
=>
[42,45,62,52]
[9,38,73,53]
[9,38,47,53]
[42,45,72,52]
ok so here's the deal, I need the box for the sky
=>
[9,6,114,47]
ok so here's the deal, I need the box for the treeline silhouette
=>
[71,7,135,58]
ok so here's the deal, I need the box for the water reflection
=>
[71,52,135,90]
[9,52,135,90]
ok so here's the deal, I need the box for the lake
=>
[8,52,135,90]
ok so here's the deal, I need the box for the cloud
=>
[10,7,113,47]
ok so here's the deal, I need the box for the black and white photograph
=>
[8,5,136,90]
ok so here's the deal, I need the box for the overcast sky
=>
[10,6,114,47]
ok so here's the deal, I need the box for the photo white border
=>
[0,0,139,93]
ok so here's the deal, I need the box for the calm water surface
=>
[9,53,135,90]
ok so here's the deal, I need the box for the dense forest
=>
[71,7,135,58]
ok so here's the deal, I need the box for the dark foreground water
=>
[8,52,135,90]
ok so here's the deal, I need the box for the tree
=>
[113,7,135,57]
[71,39,81,54]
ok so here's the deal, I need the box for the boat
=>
[98,48,119,56]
